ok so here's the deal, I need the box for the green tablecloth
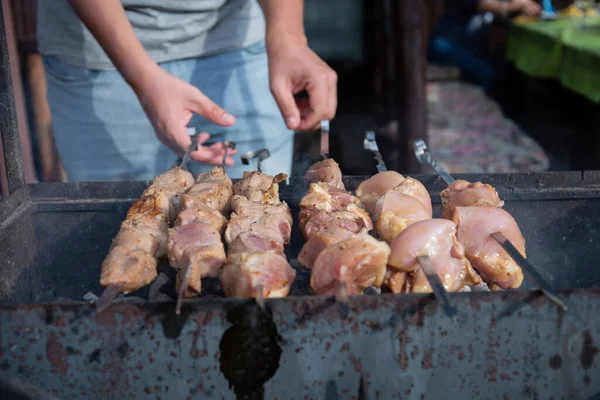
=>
[506,18,600,103]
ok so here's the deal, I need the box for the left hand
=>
[266,34,338,132]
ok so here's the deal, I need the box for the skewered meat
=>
[225,195,293,247]
[233,171,287,204]
[304,158,345,189]
[222,171,296,298]
[356,172,433,244]
[441,180,504,219]
[374,191,432,243]
[167,167,231,297]
[451,206,525,289]
[388,219,482,293]
[299,160,390,295]
[393,177,433,215]
[100,167,194,293]
[355,171,405,214]
[310,231,390,295]
[222,252,296,298]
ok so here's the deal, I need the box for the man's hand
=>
[267,34,338,132]
[133,65,238,165]
[510,0,541,15]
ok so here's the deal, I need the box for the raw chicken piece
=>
[176,197,228,234]
[168,222,227,296]
[299,182,361,213]
[310,231,390,295]
[301,206,372,239]
[227,232,285,255]
[100,247,158,294]
[222,251,296,298]
[224,196,293,246]
[383,267,409,294]
[304,158,344,189]
[142,167,195,221]
[374,191,432,243]
[392,177,433,215]
[388,219,482,292]
[233,171,287,204]
[356,171,405,214]
[112,217,169,258]
[441,180,504,219]
[298,227,355,269]
[451,206,525,289]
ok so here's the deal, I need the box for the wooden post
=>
[0,0,26,194]
[390,0,428,174]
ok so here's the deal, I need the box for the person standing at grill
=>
[37,0,338,181]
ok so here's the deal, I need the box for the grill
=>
[1,173,600,399]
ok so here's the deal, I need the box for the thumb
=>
[187,87,236,126]
[270,80,301,130]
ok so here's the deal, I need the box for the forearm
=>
[68,0,158,90]
[478,0,521,15]
[258,0,307,46]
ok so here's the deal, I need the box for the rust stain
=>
[411,345,419,360]
[46,332,68,376]
[397,328,409,370]
[421,348,433,370]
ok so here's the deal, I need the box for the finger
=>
[190,142,239,165]
[297,79,329,132]
[187,87,236,126]
[270,79,301,130]
[327,72,338,121]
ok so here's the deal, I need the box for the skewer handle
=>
[491,232,568,311]
[364,131,388,172]
[412,139,455,185]
[417,255,457,317]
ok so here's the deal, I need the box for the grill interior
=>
[2,172,600,304]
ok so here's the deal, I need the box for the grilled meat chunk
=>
[451,206,524,289]
[304,158,344,189]
[100,167,194,294]
[222,170,296,299]
[388,219,481,293]
[310,231,390,295]
[441,180,504,219]
[167,167,232,297]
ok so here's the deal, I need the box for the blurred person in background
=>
[37,0,338,181]
[429,0,541,90]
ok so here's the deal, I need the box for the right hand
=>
[510,0,542,16]
[132,65,238,165]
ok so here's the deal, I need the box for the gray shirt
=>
[37,0,266,70]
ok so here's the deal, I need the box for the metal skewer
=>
[96,283,123,313]
[363,131,456,317]
[241,149,270,173]
[222,141,237,165]
[176,262,194,315]
[364,131,388,173]
[320,120,330,160]
[417,256,457,317]
[413,138,567,311]
[180,127,200,170]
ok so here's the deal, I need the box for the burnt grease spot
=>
[581,331,599,370]
[549,354,562,370]
[88,349,101,364]
[219,301,282,400]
